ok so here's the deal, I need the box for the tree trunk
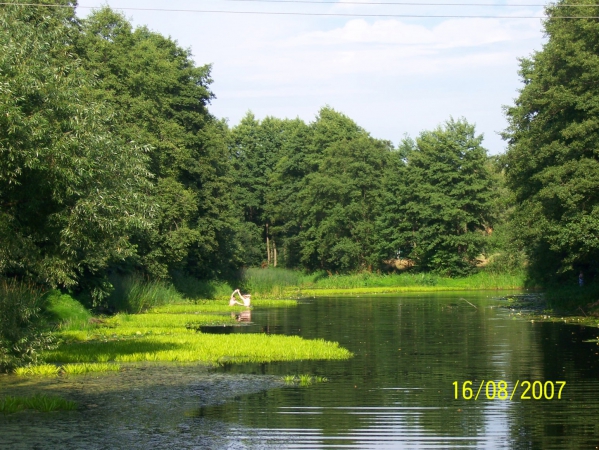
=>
[266,223,270,266]
[273,239,277,268]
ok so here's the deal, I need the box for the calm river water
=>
[2,292,599,449]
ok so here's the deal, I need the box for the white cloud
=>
[76,0,546,153]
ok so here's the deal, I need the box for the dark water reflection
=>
[2,292,599,449]
[201,292,599,449]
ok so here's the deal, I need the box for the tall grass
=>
[242,267,307,297]
[240,267,524,297]
[14,364,60,377]
[45,290,93,331]
[107,275,184,313]
[171,273,233,300]
[292,269,525,293]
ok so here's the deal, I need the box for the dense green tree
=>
[77,8,242,280]
[382,119,495,275]
[230,113,295,266]
[503,0,599,283]
[263,118,313,268]
[277,108,392,272]
[0,3,152,296]
[239,108,396,272]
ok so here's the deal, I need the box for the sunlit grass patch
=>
[0,394,76,414]
[14,364,60,377]
[93,326,192,337]
[105,313,237,329]
[47,333,353,365]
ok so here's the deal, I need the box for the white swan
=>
[229,289,251,307]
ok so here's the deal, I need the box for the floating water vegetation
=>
[0,394,77,414]
[14,362,120,377]
[14,364,60,377]
[282,374,329,386]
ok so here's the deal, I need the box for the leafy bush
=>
[0,280,54,372]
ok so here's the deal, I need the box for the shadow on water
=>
[3,291,599,449]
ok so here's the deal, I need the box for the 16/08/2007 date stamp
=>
[453,381,566,400]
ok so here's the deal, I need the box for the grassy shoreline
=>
[14,294,351,376]
[291,284,525,297]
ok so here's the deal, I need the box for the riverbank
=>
[244,268,526,298]
[17,295,351,377]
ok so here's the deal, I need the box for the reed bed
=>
[108,275,185,313]
[242,267,311,298]
[0,394,76,414]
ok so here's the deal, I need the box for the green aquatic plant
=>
[14,362,120,376]
[14,364,60,377]
[47,333,352,365]
[281,374,329,385]
[106,312,237,330]
[298,374,313,385]
[282,375,296,384]
[0,395,76,414]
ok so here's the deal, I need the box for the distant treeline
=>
[1,0,597,305]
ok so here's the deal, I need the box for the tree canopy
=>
[0,3,152,296]
[0,2,513,306]
[504,0,599,283]
[379,119,495,275]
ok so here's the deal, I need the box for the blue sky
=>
[77,1,547,154]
